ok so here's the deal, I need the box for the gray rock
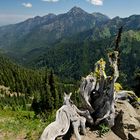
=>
[112,101,140,140]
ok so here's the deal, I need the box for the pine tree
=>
[40,68,54,112]
[49,70,59,109]
[133,68,140,97]
[43,83,54,111]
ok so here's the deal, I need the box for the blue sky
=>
[0,0,140,26]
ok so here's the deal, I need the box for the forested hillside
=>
[24,30,140,91]
[0,8,139,94]
[0,55,79,113]
[0,54,79,139]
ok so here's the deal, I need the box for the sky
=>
[0,0,140,26]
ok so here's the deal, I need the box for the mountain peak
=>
[68,6,88,15]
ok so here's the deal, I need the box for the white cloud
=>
[87,0,104,6]
[42,0,60,2]
[22,3,32,8]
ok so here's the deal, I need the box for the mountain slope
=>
[0,7,109,54]
[0,7,140,87]
[23,30,140,85]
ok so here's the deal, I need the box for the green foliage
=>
[132,68,140,97]
[49,70,59,109]
[0,55,43,96]
[24,30,140,93]
[98,123,110,137]
[0,55,73,115]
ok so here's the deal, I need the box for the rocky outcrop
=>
[70,100,140,140]
[112,100,140,140]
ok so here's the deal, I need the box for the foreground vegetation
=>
[0,55,79,139]
[0,108,56,140]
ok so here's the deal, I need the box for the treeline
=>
[0,55,79,115]
[0,55,43,95]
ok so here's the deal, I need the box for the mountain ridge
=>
[0,7,139,53]
[0,7,109,52]
[0,6,140,86]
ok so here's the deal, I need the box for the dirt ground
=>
[70,128,121,140]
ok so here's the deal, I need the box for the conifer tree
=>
[133,68,140,97]
[40,68,54,112]
[49,70,59,109]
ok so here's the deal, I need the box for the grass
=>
[0,109,56,140]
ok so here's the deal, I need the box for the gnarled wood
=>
[40,92,93,140]
[80,51,119,127]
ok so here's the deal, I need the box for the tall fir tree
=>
[49,70,59,109]
[40,68,54,112]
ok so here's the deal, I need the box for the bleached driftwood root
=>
[40,105,70,140]
[115,90,140,108]
[80,75,96,113]
[40,92,93,140]
[115,90,137,100]
[80,51,119,127]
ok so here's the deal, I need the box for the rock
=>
[67,100,140,140]
[128,133,140,140]
[112,100,140,140]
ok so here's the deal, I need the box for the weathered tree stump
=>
[40,93,93,140]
